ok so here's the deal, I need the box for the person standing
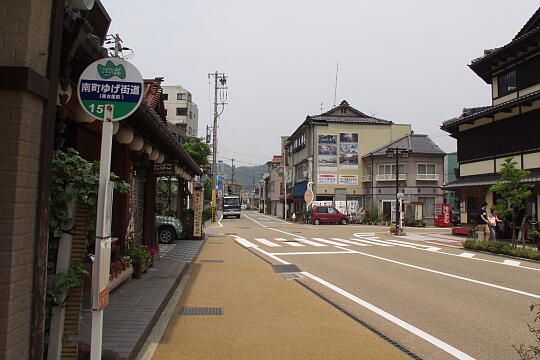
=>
[477,202,489,240]
[488,209,503,241]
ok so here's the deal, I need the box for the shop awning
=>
[292,180,308,196]
[443,170,540,190]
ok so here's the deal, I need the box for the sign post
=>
[78,58,143,360]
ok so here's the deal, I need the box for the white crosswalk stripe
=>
[294,238,327,247]
[330,238,371,246]
[254,238,281,247]
[311,238,350,246]
[283,241,304,247]
[347,238,394,247]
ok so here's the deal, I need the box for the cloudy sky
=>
[104,1,538,167]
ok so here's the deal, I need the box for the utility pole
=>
[208,71,228,221]
[231,158,235,183]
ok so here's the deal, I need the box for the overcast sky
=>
[104,1,538,167]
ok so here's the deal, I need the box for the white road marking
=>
[424,247,442,252]
[232,236,258,248]
[301,271,477,360]
[385,237,443,248]
[458,252,476,258]
[283,241,304,247]
[332,246,540,299]
[330,238,371,247]
[254,238,281,247]
[243,213,267,227]
[273,251,355,255]
[268,227,307,239]
[217,214,224,227]
[503,260,521,266]
[274,238,287,241]
[294,238,327,247]
[311,238,350,246]
[346,238,393,247]
[256,213,290,224]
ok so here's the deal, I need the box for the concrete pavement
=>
[150,217,412,360]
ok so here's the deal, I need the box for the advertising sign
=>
[318,144,337,155]
[335,201,347,214]
[318,134,337,144]
[193,188,204,237]
[78,58,144,121]
[340,133,358,143]
[312,200,333,207]
[340,143,358,154]
[338,175,358,185]
[347,200,359,215]
[339,154,358,169]
[318,174,337,185]
[415,204,423,221]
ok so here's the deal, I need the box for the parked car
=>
[311,206,349,225]
[155,215,183,244]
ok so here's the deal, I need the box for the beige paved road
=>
[151,212,412,360]
[204,211,540,360]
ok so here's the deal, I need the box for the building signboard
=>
[318,174,337,185]
[338,175,358,185]
[335,200,347,214]
[154,162,176,176]
[339,133,359,170]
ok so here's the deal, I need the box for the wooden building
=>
[441,7,540,224]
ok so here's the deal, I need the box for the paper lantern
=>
[149,149,159,161]
[129,136,143,151]
[115,126,134,144]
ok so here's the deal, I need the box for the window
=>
[327,207,337,214]
[378,164,404,174]
[187,93,192,101]
[419,197,435,217]
[316,207,328,214]
[176,108,187,116]
[188,127,192,134]
[164,109,167,116]
[498,70,516,97]
[162,93,169,100]
[177,93,186,100]
[189,111,192,119]
[417,164,436,174]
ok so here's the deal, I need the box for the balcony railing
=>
[362,175,372,182]
[376,174,406,181]
[416,173,438,181]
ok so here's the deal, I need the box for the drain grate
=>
[201,259,223,263]
[284,240,299,243]
[279,273,303,280]
[180,307,223,316]
[272,264,301,273]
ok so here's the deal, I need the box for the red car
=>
[311,206,349,225]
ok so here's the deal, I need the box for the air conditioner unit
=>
[67,0,95,10]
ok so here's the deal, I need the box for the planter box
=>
[132,259,152,279]
[109,266,133,292]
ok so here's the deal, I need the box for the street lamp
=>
[385,147,410,235]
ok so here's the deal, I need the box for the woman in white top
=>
[488,209,503,241]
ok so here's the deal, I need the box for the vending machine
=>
[434,203,451,227]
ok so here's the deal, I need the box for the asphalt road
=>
[219,211,540,360]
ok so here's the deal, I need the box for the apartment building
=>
[162,85,199,136]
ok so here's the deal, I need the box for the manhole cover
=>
[272,264,301,273]
[201,259,223,263]
[180,307,223,316]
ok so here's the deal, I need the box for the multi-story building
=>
[441,7,540,225]
[162,85,199,136]
[266,155,284,217]
[362,134,446,225]
[285,100,411,217]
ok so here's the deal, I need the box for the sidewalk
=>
[150,231,411,360]
[78,240,205,359]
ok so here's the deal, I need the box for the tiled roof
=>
[363,134,445,157]
[514,6,540,40]
[443,169,540,189]
[441,90,540,130]
[308,115,392,125]
[143,77,166,123]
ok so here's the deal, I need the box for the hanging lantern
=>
[149,149,159,161]
[115,126,134,144]
[129,136,144,151]
[144,142,153,155]
[73,105,95,123]
[155,153,165,163]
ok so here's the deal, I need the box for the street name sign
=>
[77,58,144,121]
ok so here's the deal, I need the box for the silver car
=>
[155,215,183,244]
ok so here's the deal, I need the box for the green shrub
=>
[464,239,540,261]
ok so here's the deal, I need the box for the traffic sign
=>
[77,58,143,121]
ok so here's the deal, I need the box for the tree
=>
[181,136,211,166]
[489,157,533,246]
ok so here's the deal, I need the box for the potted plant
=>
[130,245,151,279]
[389,224,397,234]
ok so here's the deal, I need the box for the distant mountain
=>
[221,163,267,192]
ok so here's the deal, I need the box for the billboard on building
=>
[339,175,358,185]
[318,174,337,185]
[339,133,358,169]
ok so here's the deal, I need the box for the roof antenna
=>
[333,60,339,109]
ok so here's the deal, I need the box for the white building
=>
[162,85,199,136]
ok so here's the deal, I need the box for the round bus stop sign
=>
[77,58,143,121]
